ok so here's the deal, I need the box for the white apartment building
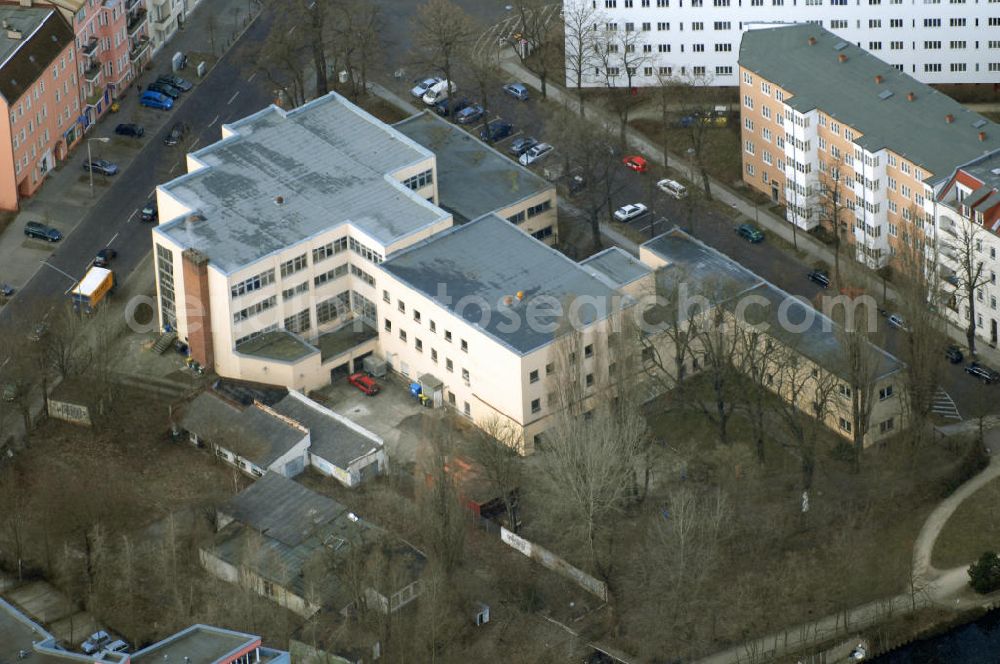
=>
[931,150,1000,347]
[739,24,1000,269]
[148,0,202,55]
[571,0,1000,87]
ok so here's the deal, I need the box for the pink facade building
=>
[0,6,81,210]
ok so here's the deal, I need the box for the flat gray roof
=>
[580,247,652,288]
[178,392,305,469]
[394,111,553,223]
[221,471,342,547]
[156,93,449,274]
[271,391,383,470]
[642,228,903,382]
[131,625,273,664]
[740,24,1000,180]
[380,214,625,355]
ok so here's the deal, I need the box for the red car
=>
[348,372,380,396]
[623,155,648,173]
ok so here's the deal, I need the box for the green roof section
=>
[235,329,317,362]
[739,24,1000,181]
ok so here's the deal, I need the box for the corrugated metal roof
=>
[271,391,382,470]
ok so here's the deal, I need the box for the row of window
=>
[403,169,434,191]
[385,319,472,385]
[384,290,469,353]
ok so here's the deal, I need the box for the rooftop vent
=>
[274,195,284,205]
[973,119,988,129]
[874,75,883,84]
[991,168,1000,176]
[878,90,893,100]
[516,290,525,301]
[906,92,916,101]
[837,53,848,63]
[979,132,988,142]
[808,36,817,46]
[6,29,22,40]
[187,214,205,223]
[834,41,848,51]
[945,114,955,124]
[348,512,359,523]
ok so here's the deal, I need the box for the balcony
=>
[83,62,102,83]
[126,0,144,11]
[81,37,98,57]
[127,8,148,36]
[129,36,150,62]
[151,11,173,32]
[85,87,105,108]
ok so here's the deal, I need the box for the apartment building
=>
[0,6,81,211]
[932,150,1000,348]
[739,24,1000,269]
[570,0,1000,87]
[148,0,201,56]
[23,0,140,127]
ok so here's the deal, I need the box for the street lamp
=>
[686,147,696,182]
[87,137,110,198]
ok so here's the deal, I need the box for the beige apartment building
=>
[739,24,1000,270]
[0,6,81,211]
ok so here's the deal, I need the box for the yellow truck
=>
[70,266,115,313]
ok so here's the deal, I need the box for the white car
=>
[410,77,441,98]
[422,80,456,105]
[656,178,688,199]
[518,143,554,166]
[613,203,648,222]
[887,314,909,332]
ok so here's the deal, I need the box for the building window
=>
[312,237,347,263]
[586,373,594,387]
[233,296,277,324]
[279,254,308,278]
[462,368,470,385]
[584,344,594,358]
[546,362,555,375]
[231,269,275,299]
[461,339,468,353]
[839,417,852,433]
[283,309,311,334]
[879,418,895,434]
[384,319,392,333]
[403,169,433,190]
[281,282,310,300]
[415,338,423,352]
[399,329,407,342]
[446,358,453,372]
[464,402,471,417]
[879,385,893,400]
[431,348,438,363]
[398,300,406,313]
[530,369,539,383]
[316,292,350,324]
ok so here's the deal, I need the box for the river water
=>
[871,609,1000,663]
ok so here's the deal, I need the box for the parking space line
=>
[247,72,257,83]
[208,114,220,128]
[227,91,240,105]
[189,138,200,151]
[169,162,179,174]
[127,209,138,224]
[106,232,118,247]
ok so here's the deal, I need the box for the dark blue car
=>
[434,97,471,116]
[480,120,513,143]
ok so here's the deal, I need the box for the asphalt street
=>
[0,9,277,333]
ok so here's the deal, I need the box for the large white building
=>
[569,0,1000,87]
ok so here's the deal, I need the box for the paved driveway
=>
[316,374,430,465]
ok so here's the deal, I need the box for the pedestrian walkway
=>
[497,53,1000,371]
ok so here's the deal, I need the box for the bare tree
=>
[42,303,93,380]
[592,26,650,148]
[635,267,701,406]
[894,228,947,447]
[0,342,39,447]
[418,414,466,574]
[735,325,786,463]
[949,217,989,355]
[412,0,479,116]
[833,298,882,472]
[562,0,602,115]
[509,0,560,98]
[254,12,309,108]
[469,417,522,532]
[669,73,717,200]
[690,304,743,446]
[816,152,851,284]
[340,0,383,97]
[295,0,330,97]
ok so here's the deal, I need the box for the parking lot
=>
[315,373,432,465]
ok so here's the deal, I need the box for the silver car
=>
[410,77,441,98]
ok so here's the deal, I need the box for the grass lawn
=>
[932,475,1000,569]
[630,118,744,188]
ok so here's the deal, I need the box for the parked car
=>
[613,203,648,223]
[736,223,764,243]
[141,200,158,222]
[887,314,908,331]
[81,631,111,656]
[157,73,192,92]
[410,76,442,98]
[568,174,586,195]
[622,155,648,173]
[83,159,118,176]
[146,81,180,99]
[479,119,513,143]
[422,79,456,105]
[348,372,380,396]
[966,362,1000,384]
[0,283,13,297]
[101,640,129,656]
[656,178,687,199]
[945,345,964,364]
[454,104,485,125]
[114,123,144,138]
[519,142,553,166]
[24,220,61,242]
[2,383,15,402]
[433,97,470,116]
[163,121,187,146]
[807,270,830,288]
[502,82,530,101]
[94,248,117,268]
[139,90,173,110]
[508,136,538,156]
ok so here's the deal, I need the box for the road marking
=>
[227,91,240,105]
[42,305,54,320]
[286,25,296,36]
[127,209,138,224]
[169,162,179,174]
[189,138,200,151]
[208,114,220,128]
[106,232,118,247]
[247,72,257,83]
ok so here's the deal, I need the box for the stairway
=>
[151,330,177,355]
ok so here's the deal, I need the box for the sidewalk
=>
[497,54,1000,370]
[0,0,262,296]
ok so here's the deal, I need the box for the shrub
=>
[967,551,1000,594]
